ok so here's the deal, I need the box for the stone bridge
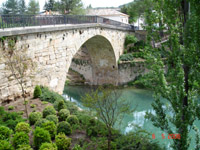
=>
[0,23,145,100]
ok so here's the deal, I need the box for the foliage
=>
[27,0,40,14]
[82,86,133,150]
[1,0,18,15]
[40,87,65,104]
[72,144,82,150]
[55,133,71,150]
[41,121,57,139]
[57,100,66,111]
[18,0,26,14]
[120,0,153,23]
[34,85,42,99]
[143,0,200,150]
[8,105,15,110]
[119,53,134,61]
[39,143,57,150]
[33,127,51,149]
[43,106,56,118]
[13,132,29,149]
[115,130,165,150]
[0,140,14,150]
[15,122,30,134]
[46,115,58,125]
[0,126,13,141]
[57,121,72,135]
[66,115,79,125]
[28,112,42,125]
[16,144,33,150]
[58,109,70,121]
[124,35,138,47]
[0,111,25,130]
[34,119,48,128]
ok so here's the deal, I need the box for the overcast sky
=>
[0,0,134,11]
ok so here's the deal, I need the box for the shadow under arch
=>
[70,35,118,85]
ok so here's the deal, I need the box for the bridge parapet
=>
[0,15,135,30]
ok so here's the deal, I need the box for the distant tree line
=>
[0,0,87,15]
[1,0,40,15]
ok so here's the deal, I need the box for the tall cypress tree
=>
[18,0,27,14]
[2,0,18,15]
[27,0,40,15]
[144,0,200,150]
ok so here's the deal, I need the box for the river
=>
[63,85,200,149]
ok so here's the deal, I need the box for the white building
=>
[86,9,129,24]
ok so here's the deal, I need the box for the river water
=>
[63,85,200,149]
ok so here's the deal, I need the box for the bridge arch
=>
[68,35,118,85]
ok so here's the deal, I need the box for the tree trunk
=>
[21,85,29,118]
[107,128,111,150]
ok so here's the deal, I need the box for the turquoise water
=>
[63,85,200,149]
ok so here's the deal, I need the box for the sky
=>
[0,0,134,11]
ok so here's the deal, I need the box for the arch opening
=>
[67,35,118,85]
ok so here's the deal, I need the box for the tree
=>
[60,0,85,15]
[143,0,200,150]
[82,86,133,150]
[27,0,40,15]
[18,0,27,14]
[0,37,36,118]
[2,0,18,15]
[44,0,55,11]
[120,0,153,23]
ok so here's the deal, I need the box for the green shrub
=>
[13,132,29,149]
[57,121,72,135]
[64,101,78,114]
[35,119,48,127]
[124,34,138,47]
[72,144,82,150]
[42,101,49,105]
[34,85,42,99]
[39,143,57,150]
[28,112,42,125]
[0,140,14,150]
[46,115,58,125]
[55,133,71,150]
[33,127,51,149]
[76,113,93,127]
[1,111,25,130]
[66,115,79,125]
[40,87,65,103]
[30,104,36,108]
[16,144,33,150]
[8,106,15,110]
[41,121,57,139]
[119,53,134,61]
[0,126,13,141]
[15,122,30,134]
[58,109,70,121]
[43,106,56,118]
[57,100,66,111]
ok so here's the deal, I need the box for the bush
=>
[33,127,51,149]
[15,122,31,134]
[55,133,71,150]
[66,115,79,125]
[57,100,67,111]
[28,112,42,125]
[34,85,42,99]
[43,106,56,118]
[119,53,134,61]
[0,126,13,141]
[13,132,29,149]
[58,109,70,121]
[8,106,15,110]
[40,87,65,103]
[0,140,14,150]
[35,119,48,127]
[41,121,57,139]
[73,144,82,150]
[16,144,33,150]
[124,34,138,47]
[39,143,57,150]
[76,114,93,127]
[1,111,25,130]
[46,115,58,125]
[57,121,72,135]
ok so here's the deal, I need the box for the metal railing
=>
[0,15,135,30]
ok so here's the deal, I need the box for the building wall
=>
[102,15,129,24]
